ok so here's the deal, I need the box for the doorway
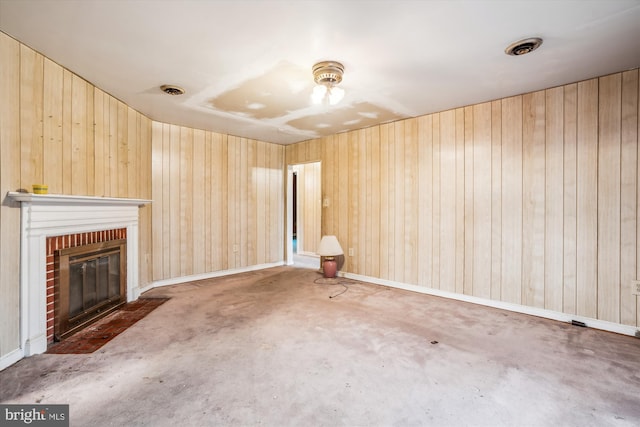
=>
[287,162,321,268]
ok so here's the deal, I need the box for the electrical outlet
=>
[323,198,330,207]
[233,244,239,253]
[632,280,640,296]
[348,248,354,257]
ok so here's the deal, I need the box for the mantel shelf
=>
[7,192,151,206]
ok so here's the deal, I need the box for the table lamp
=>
[316,235,343,278]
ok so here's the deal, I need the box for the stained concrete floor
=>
[1,266,639,426]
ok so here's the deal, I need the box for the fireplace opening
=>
[55,239,127,340]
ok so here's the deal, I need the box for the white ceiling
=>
[1,0,639,145]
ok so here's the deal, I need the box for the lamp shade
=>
[316,235,344,257]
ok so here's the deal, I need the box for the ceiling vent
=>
[160,84,185,95]
[505,37,543,56]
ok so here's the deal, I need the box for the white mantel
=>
[7,192,151,357]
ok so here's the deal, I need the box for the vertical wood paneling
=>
[85,81,95,194]
[522,91,546,308]
[545,87,564,312]
[490,100,502,300]
[417,115,433,287]
[256,142,266,264]
[576,79,599,319]
[370,127,381,278]
[348,131,359,272]
[151,125,284,279]
[432,114,441,289]
[169,125,181,276]
[0,32,22,356]
[127,108,138,198]
[139,115,153,285]
[620,69,638,326]
[71,74,88,195]
[597,74,622,323]
[151,121,164,280]
[563,84,578,315]
[61,69,73,194]
[501,96,523,304]
[20,45,44,189]
[286,73,635,328]
[43,58,63,194]
[192,129,205,274]
[108,97,118,196]
[359,129,368,275]
[463,106,474,295]
[404,120,418,284]
[454,108,465,294]
[93,89,106,197]
[472,102,492,299]
[204,132,213,271]
[379,125,391,280]
[390,123,401,280]
[116,101,128,197]
[439,111,456,292]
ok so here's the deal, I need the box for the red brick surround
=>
[46,228,127,343]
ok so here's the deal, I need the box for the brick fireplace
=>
[7,192,151,358]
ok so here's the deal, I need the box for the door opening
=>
[287,162,321,269]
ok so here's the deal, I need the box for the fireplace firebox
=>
[55,239,127,340]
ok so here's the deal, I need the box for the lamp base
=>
[323,259,337,278]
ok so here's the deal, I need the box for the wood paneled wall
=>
[151,124,284,280]
[0,31,153,357]
[286,69,640,328]
[293,162,321,255]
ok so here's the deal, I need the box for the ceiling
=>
[1,0,639,145]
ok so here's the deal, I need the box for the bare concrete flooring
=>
[1,266,639,426]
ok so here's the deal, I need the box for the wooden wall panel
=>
[563,84,578,315]
[431,114,441,289]
[43,58,63,194]
[576,79,599,319]
[0,32,153,360]
[284,70,640,329]
[472,102,492,299]
[283,71,633,329]
[620,69,637,326]
[490,100,502,300]
[522,91,545,309]
[598,74,622,323]
[417,115,433,287]
[545,87,564,312]
[294,161,321,255]
[150,125,284,279]
[0,32,22,358]
[463,106,474,295]
[20,45,44,190]
[501,96,523,304]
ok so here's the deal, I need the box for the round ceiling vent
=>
[160,84,185,95]
[312,61,345,85]
[505,37,543,56]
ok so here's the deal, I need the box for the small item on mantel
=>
[32,184,48,194]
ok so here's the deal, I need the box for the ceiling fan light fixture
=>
[311,61,345,105]
[505,37,543,56]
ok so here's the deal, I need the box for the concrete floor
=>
[1,266,639,426]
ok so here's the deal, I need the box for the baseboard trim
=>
[0,348,24,371]
[141,261,286,293]
[341,272,639,337]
